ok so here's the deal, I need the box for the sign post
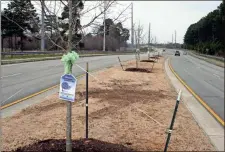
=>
[86,62,89,139]
[164,90,182,152]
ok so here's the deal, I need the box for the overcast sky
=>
[1,1,222,44]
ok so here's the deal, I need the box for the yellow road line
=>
[168,58,224,126]
[0,73,87,110]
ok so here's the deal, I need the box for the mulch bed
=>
[140,60,155,62]
[149,56,160,59]
[14,138,134,152]
[125,68,151,73]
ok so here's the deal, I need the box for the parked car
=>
[175,51,180,56]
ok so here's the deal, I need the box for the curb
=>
[1,54,108,65]
[168,58,224,126]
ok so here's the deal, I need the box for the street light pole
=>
[174,30,176,48]
[103,1,106,52]
[41,0,45,51]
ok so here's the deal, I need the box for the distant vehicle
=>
[175,51,180,56]
[163,49,166,52]
[183,51,187,55]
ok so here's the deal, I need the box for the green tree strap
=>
[61,51,79,74]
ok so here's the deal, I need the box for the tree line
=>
[1,0,130,51]
[183,2,224,56]
[84,18,130,51]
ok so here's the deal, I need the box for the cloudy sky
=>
[1,1,222,44]
[117,1,221,44]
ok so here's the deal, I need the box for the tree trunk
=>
[21,36,23,51]
[66,1,73,152]
[10,36,13,51]
[14,35,17,50]
[2,37,3,52]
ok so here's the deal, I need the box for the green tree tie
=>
[61,51,79,74]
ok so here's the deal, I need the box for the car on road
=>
[175,51,180,56]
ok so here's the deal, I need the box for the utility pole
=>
[66,0,73,151]
[175,30,176,48]
[131,2,134,50]
[41,0,45,51]
[103,1,106,52]
[172,34,173,44]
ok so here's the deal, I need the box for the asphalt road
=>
[1,54,144,106]
[167,49,224,120]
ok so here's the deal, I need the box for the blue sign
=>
[59,74,77,102]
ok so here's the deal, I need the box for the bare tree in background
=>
[2,0,134,54]
[133,22,145,68]
[2,0,119,52]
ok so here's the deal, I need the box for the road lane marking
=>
[169,58,224,126]
[0,67,107,110]
[2,89,23,105]
[213,74,221,79]
[184,69,190,75]
[1,73,22,78]
[204,80,224,93]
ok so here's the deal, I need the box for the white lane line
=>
[213,73,222,79]
[1,89,23,105]
[1,73,22,79]
[184,69,190,75]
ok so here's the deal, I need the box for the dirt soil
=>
[2,57,215,151]
[140,60,155,62]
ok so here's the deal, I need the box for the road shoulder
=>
[164,57,224,151]
[188,51,224,68]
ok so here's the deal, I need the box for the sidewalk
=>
[164,57,224,151]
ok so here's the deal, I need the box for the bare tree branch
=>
[112,3,131,23]
[60,0,67,7]
[81,1,115,29]
[80,1,104,16]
